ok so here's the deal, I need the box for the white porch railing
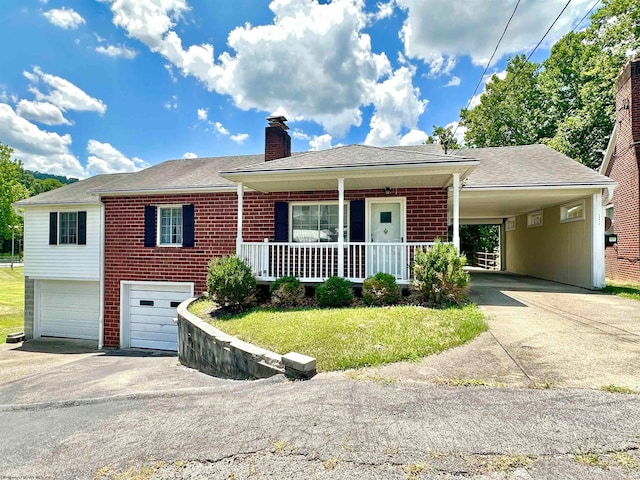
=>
[238,241,439,283]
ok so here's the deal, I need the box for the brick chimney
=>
[604,58,640,282]
[265,116,291,161]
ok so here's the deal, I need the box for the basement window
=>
[527,210,543,228]
[560,200,585,223]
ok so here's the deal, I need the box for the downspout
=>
[98,198,105,350]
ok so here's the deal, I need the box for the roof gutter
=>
[462,183,617,191]
[93,186,239,196]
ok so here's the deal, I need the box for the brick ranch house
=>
[15,116,615,351]
[601,58,640,283]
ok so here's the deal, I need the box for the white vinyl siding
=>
[37,280,99,340]
[23,205,101,280]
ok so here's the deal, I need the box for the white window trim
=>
[560,199,586,223]
[157,205,184,247]
[58,211,79,245]
[289,201,350,243]
[527,210,544,228]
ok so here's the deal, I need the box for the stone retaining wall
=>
[177,298,285,380]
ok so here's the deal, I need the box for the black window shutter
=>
[144,205,157,247]
[182,204,195,248]
[49,212,58,245]
[78,211,87,245]
[274,201,288,242]
[349,199,365,242]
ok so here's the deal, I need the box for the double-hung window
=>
[59,212,78,244]
[159,207,183,246]
[291,203,348,242]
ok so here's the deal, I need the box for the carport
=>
[453,145,616,290]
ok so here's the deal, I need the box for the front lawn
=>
[603,281,640,301]
[0,267,24,343]
[189,300,487,372]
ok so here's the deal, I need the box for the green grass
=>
[190,300,487,372]
[602,281,640,301]
[0,267,24,343]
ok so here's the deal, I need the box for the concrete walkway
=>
[363,272,640,390]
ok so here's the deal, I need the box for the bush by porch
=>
[188,300,487,372]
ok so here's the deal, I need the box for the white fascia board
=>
[220,161,480,179]
[15,201,102,209]
[95,186,243,196]
[462,183,616,191]
[599,124,617,175]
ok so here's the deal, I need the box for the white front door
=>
[367,199,406,278]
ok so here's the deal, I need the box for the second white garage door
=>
[123,282,193,351]
[38,280,99,340]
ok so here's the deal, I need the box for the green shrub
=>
[411,240,469,307]
[362,272,400,306]
[207,255,257,310]
[270,276,305,307]
[315,277,354,308]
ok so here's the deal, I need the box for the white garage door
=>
[127,283,193,351]
[39,280,99,340]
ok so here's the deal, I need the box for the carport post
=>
[591,192,605,289]
[452,173,460,252]
[236,182,243,255]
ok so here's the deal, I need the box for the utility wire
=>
[450,0,598,156]
[447,0,522,148]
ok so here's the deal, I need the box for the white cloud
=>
[16,100,72,125]
[24,66,106,114]
[309,134,335,151]
[86,139,149,175]
[96,44,138,59]
[43,7,85,29]
[0,103,85,177]
[397,0,594,75]
[364,66,427,146]
[444,76,461,87]
[230,133,249,144]
[213,121,229,136]
[371,1,395,21]
[164,95,178,109]
[399,129,429,145]
[103,0,420,137]
[164,64,178,83]
[197,108,208,121]
[183,152,197,158]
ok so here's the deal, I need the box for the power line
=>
[448,0,522,145]
[450,0,597,156]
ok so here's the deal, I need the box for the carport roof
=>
[389,144,615,188]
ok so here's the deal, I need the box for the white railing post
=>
[452,173,460,252]
[337,178,345,278]
[236,182,244,255]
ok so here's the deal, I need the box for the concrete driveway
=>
[367,272,640,390]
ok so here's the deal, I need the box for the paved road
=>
[2,372,640,479]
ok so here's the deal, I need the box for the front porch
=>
[239,241,440,283]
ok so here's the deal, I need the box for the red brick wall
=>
[102,187,447,347]
[605,60,640,282]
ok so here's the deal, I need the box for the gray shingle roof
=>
[221,144,475,175]
[14,173,133,206]
[390,144,614,187]
[15,142,614,207]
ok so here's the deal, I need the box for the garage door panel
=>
[39,280,99,341]
[126,282,192,351]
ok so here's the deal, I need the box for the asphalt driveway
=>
[367,271,640,390]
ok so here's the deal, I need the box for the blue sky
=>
[0,0,598,178]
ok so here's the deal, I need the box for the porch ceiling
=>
[459,186,603,219]
[228,165,476,193]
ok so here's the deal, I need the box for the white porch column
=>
[591,192,605,289]
[338,178,345,277]
[452,173,460,252]
[236,182,244,255]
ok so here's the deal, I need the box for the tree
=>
[30,178,64,195]
[424,125,460,153]
[0,143,29,243]
[459,0,640,169]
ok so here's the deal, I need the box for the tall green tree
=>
[0,143,29,242]
[460,0,640,169]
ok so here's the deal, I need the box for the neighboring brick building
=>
[602,58,640,283]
